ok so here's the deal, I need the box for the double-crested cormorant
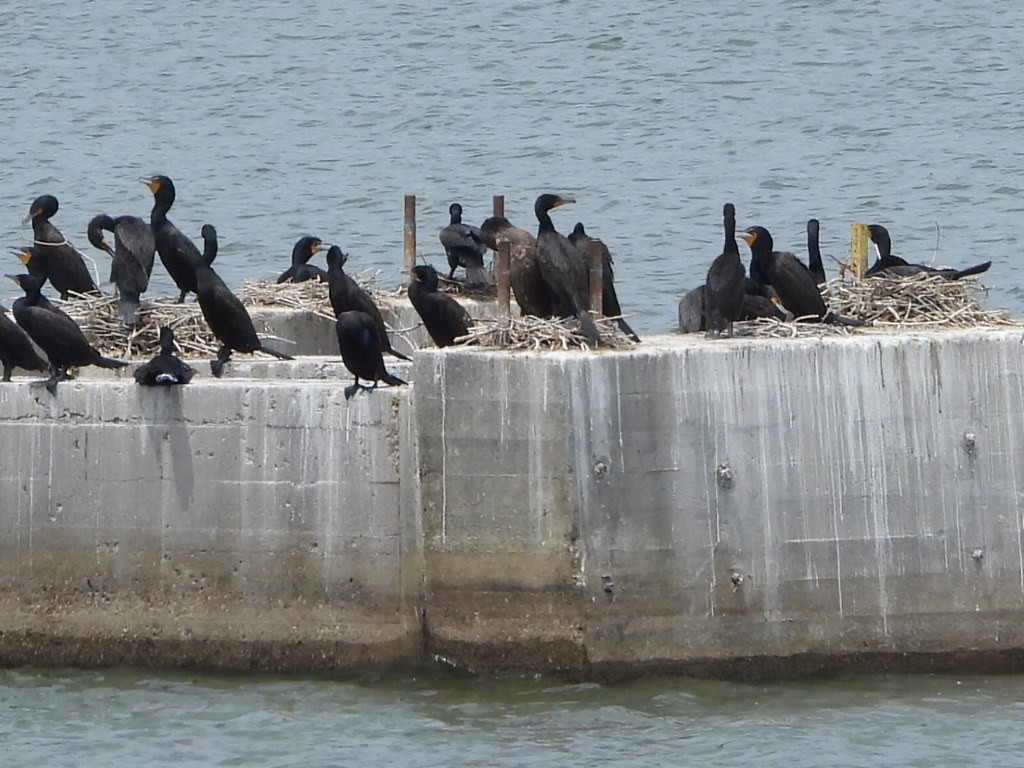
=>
[87,213,156,326]
[807,218,827,286]
[22,195,97,299]
[8,273,127,393]
[335,310,407,400]
[677,280,785,333]
[865,224,992,279]
[0,304,48,381]
[134,327,195,386]
[702,204,746,337]
[407,264,472,347]
[326,245,410,361]
[194,225,294,377]
[277,236,328,284]
[533,194,600,345]
[440,203,489,286]
[568,222,640,341]
[479,216,552,317]
[143,175,207,303]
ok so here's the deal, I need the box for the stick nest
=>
[455,314,639,351]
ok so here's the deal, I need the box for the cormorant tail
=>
[614,316,640,342]
[824,312,866,327]
[576,311,600,346]
[381,371,407,388]
[387,346,412,362]
[96,356,130,369]
[952,261,991,279]
[118,293,141,327]
[465,264,491,286]
[258,344,294,361]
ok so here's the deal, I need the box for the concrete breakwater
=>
[3,311,1024,679]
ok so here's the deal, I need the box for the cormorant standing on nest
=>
[326,245,410,360]
[440,203,489,286]
[0,304,48,381]
[134,327,195,386]
[807,218,827,285]
[22,195,97,299]
[568,222,640,341]
[701,203,746,337]
[194,225,294,377]
[87,213,156,326]
[335,310,407,400]
[479,216,552,317]
[865,224,991,279]
[277,236,328,283]
[143,175,207,303]
[8,273,127,394]
[533,194,600,345]
[407,264,472,348]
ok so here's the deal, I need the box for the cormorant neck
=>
[535,206,555,233]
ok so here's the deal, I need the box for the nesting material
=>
[456,314,639,351]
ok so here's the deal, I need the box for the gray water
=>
[3,0,1024,761]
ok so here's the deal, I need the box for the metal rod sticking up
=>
[403,195,416,278]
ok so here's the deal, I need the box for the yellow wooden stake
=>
[849,223,869,278]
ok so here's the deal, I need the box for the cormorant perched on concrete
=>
[134,327,195,386]
[407,264,472,348]
[479,216,552,317]
[533,194,600,345]
[807,219,827,286]
[865,224,992,279]
[701,204,746,337]
[326,245,410,361]
[8,273,127,394]
[677,280,785,333]
[0,304,48,381]
[440,203,489,286]
[87,213,156,326]
[22,195,97,299]
[568,222,640,341]
[335,310,407,400]
[194,225,294,377]
[143,175,207,303]
[277,236,328,284]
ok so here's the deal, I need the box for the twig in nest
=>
[455,314,638,351]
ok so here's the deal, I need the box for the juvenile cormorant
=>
[194,225,294,377]
[134,327,195,386]
[326,245,410,360]
[87,213,156,326]
[143,175,207,303]
[407,264,472,347]
[8,273,127,393]
[568,222,640,341]
[277,236,328,283]
[533,194,600,345]
[807,218,827,286]
[0,304,48,381]
[22,195,97,299]
[439,203,489,286]
[479,216,552,317]
[335,310,407,400]
[702,204,746,337]
[865,224,992,279]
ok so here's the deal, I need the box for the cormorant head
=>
[449,203,463,223]
[410,264,440,291]
[14,247,34,266]
[7,273,43,295]
[569,222,588,245]
[325,244,349,271]
[142,175,176,208]
[292,235,323,264]
[200,224,218,266]
[807,218,820,239]
[866,224,891,259]
[739,226,774,253]
[87,215,116,256]
[158,326,178,354]
[23,194,58,225]
[534,194,575,216]
[479,216,514,250]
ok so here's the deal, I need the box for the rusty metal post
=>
[587,240,603,315]
[492,195,505,218]
[497,241,511,316]
[403,195,416,278]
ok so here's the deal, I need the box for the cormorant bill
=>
[142,175,207,303]
[479,215,553,318]
[22,194,98,299]
[87,213,156,327]
[407,264,473,348]
[807,218,827,286]
[134,326,196,386]
[568,222,640,341]
[193,225,294,377]
[0,303,48,381]
[326,245,411,361]
[533,194,600,345]
[335,310,407,400]
[439,203,490,286]
[702,203,746,338]
[277,236,329,284]
[865,224,992,279]
[8,273,127,394]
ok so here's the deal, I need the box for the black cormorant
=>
[22,195,97,299]
[568,222,640,341]
[407,264,472,348]
[277,236,328,284]
[0,304,48,381]
[439,203,489,286]
[865,224,992,279]
[87,213,156,326]
[326,245,410,361]
[143,175,207,302]
[677,280,785,333]
[335,310,407,400]
[479,216,552,317]
[194,225,294,377]
[807,218,827,286]
[533,194,600,345]
[701,204,746,337]
[134,326,195,385]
